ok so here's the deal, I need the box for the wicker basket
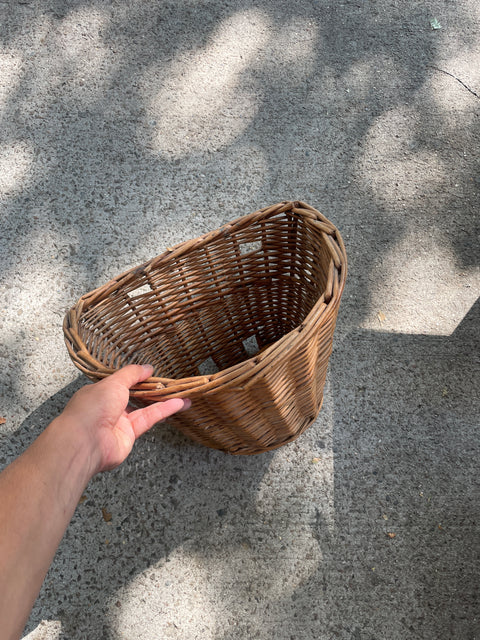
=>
[64,201,347,454]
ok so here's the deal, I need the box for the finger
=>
[107,364,154,389]
[128,398,191,439]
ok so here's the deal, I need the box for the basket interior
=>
[79,210,333,379]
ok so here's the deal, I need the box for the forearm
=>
[0,365,186,639]
[0,417,94,640]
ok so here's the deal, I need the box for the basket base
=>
[170,396,325,455]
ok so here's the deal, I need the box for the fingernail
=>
[181,398,192,411]
[141,364,154,375]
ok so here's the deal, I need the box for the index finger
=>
[128,398,191,439]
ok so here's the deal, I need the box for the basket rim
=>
[64,201,347,399]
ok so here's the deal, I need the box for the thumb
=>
[106,364,154,389]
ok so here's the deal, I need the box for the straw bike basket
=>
[64,201,347,454]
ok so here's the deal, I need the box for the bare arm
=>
[0,365,189,640]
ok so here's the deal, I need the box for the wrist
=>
[47,415,102,486]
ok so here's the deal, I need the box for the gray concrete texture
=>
[0,0,479,638]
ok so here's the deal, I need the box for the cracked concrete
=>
[429,65,480,99]
[1,0,479,638]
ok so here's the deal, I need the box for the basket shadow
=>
[17,297,479,639]
[16,381,275,638]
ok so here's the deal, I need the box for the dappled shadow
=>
[0,0,478,294]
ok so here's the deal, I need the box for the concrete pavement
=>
[0,1,479,638]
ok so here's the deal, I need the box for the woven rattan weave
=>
[64,201,347,454]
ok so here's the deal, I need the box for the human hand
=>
[58,365,190,476]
